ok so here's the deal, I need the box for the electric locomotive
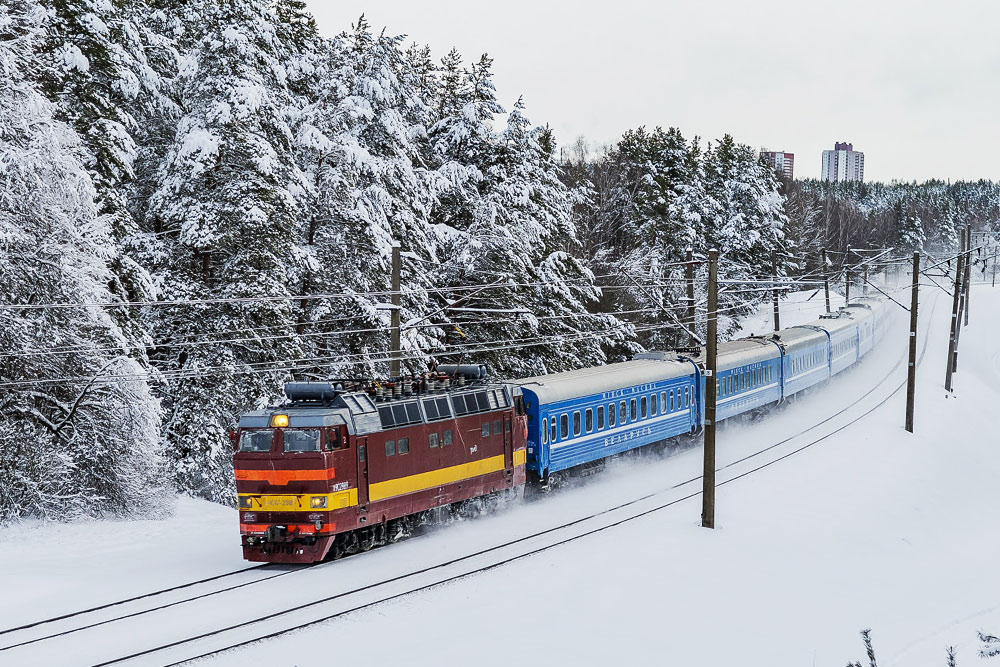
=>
[232,366,527,563]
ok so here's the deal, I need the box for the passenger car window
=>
[629,399,637,421]
[619,401,627,424]
[541,422,548,444]
[284,429,320,453]
[573,411,581,436]
[239,429,273,452]
[585,409,593,432]
[597,406,605,430]
[651,394,657,415]
[560,414,569,439]
[550,418,557,442]
[608,403,616,427]
[640,396,647,418]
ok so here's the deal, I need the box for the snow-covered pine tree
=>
[143,0,309,501]
[428,56,625,375]
[36,0,177,351]
[0,0,163,521]
[702,134,787,334]
[293,17,440,379]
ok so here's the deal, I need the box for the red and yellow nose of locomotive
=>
[233,411,356,563]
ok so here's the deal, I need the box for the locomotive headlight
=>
[270,414,289,428]
[239,496,256,509]
[310,496,328,509]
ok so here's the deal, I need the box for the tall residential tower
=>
[821,142,864,182]
[762,151,794,179]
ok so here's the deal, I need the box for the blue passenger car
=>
[768,326,831,398]
[516,358,699,479]
[685,338,784,421]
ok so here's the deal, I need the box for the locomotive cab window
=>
[324,427,343,451]
[239,430,273,453]
[284,429,320,453]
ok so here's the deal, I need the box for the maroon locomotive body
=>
[233,369,527,563]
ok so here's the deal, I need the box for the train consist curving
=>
[233,298,886,563]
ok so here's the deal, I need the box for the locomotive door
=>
[356,436,369,508]
[503,412,513,472]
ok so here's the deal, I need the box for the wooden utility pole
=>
[963,226,972,326]
[702,249,719,530]
[389,241,402,378]
[944,248,964,392]
[771,251,780,331]
[954,238,970,373]
[822,249,831,312]
[905,252,919,433]
[685,248,696,346]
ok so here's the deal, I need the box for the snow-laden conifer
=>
[0,0,163,521]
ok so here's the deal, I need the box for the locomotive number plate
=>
[259,496,303,510]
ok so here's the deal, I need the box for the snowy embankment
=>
[2,286,998,667]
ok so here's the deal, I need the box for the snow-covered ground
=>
[3,285,998,667]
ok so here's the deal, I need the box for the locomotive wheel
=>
[358,527,376,552]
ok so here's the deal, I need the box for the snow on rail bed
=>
[1,287,998,667]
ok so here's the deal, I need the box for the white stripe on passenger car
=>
[550,406,691,450]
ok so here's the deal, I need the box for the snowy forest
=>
[2,0,998,520]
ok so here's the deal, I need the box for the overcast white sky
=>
[304,0,999,182]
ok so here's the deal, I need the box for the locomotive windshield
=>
[284,429,321,453]
[239,429,273,452]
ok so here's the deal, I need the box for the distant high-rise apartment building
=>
[821,141,864,182]
[762,151,794,179]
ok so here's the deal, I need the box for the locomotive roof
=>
[515,358,694,406]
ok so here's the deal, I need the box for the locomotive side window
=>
[493,420,501,435]
[443,430,453,446]
[560,414,569,439]
[481,423,490,437]
[429,433,439,448]
[239,430,273,452]
[385,440,396,457]
[573,411,581,436]
[398,437,409,455]
[504,418,511,433]
[477,392,491,411]
[284,429,320,453]
[585,409,593,433]
[597,406,605,430]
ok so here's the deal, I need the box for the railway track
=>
[2,294,938,667]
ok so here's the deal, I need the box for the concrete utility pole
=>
[771,251,780,331]
[702,249,719,530]
[905,252,919,433]
[822,249,831,313]
[389,241,402,378]
[945,248,964,392]
[685,248,697,346]
[862,262,869,297]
